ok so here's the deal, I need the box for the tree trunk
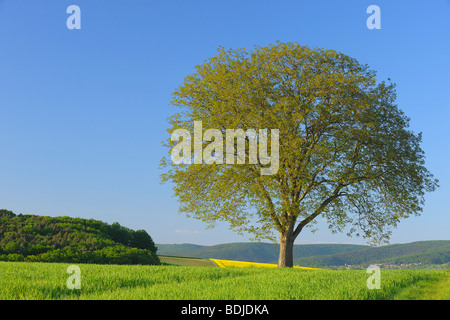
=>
[278,231,295,268]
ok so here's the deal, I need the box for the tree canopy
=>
[161,41,438,267]
[0,209,160,265]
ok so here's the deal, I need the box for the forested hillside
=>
[0,209,160,265]
[158,241,449,268]
[157,242,365,262]
[293,241,450,267]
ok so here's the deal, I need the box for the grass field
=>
[0,261,448,300]
[159,255,216,267]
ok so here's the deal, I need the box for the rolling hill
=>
[0,209,160,265]
[157,240,450,267]
[293,240,450,267]
[157,242,366,263]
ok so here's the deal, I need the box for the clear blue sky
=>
[0,0,449,246]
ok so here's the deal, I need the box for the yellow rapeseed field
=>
[210,258,321,270]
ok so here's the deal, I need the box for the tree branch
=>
[293,185,344,239]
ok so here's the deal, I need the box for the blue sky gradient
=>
[0,0,449,245]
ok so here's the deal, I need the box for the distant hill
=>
[157,240,450,267]
[157,243,205,257]
[157,242,365,263]
[294,240,450,267]
[0,209,160,265]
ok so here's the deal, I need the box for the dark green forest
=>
[0,209,160,265]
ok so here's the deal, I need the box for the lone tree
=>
[161,42,438,267]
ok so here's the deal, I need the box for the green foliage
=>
[0,209,160,265]
[0,209,15,217]
[161,41,438,251]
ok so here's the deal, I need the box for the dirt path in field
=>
[393,273,450,300]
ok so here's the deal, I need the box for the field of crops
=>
[0,261,448,300]
[159,256,215,267]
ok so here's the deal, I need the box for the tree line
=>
[0,209,160,265]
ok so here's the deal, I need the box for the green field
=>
[0,261,448,300]
[159,255,216,267]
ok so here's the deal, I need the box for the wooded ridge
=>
[0,209,160,265]
[157,240,450,267]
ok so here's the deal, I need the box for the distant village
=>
[321,262,426,270]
